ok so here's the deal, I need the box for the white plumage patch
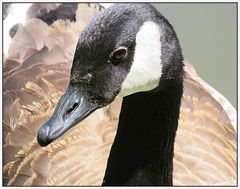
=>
[119,21,163,97]
[3,3,32,55]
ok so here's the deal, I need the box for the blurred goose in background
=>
[3,3,236,186]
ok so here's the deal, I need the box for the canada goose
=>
[3,3,103,54]
[3,3,236,186]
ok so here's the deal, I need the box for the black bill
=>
[37,82,99,146]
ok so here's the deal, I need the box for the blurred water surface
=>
[153,3,237,108]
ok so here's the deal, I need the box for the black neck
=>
[102,78,183,186]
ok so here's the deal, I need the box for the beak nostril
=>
[65,102,79,116]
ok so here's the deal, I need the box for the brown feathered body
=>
[3,3,236,186]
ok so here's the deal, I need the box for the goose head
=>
[37,3,183,147]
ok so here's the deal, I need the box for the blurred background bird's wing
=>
[3,3,236,186]
[173,61,236,185]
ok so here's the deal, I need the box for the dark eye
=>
[109,47,128,65]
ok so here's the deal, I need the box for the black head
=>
[37,3,184,146]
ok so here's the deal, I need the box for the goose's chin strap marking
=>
[118,21,162,97]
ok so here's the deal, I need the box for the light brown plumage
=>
[3,3,236,186]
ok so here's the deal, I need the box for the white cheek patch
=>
[118,21,162,97]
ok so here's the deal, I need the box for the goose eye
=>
[109,47,127,65]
